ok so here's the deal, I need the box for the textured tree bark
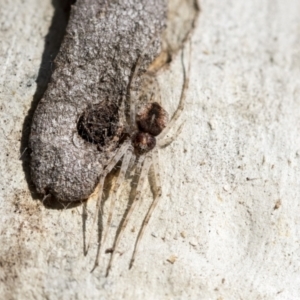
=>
[30,0,166,202]
[1,0,300,299]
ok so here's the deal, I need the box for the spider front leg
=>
[85,139,131,271]
[106,153,152,276]
[129,148,162,269]
[99,145,136,260]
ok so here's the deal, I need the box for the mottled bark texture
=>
[29,0,167,202]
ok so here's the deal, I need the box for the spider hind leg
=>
[157,44,191,145]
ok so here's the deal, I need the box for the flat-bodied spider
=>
[85,43,191,276]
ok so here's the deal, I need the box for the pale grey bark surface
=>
[1,0,300,299]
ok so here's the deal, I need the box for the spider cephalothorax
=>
[132,131,156,155]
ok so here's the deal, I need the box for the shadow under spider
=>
[20,0,73,207]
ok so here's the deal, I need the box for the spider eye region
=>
[136,102,168,136]
[132,132,156,155]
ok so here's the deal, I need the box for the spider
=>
[85,43,191,276]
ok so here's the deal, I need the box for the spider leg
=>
[119,94,130,133]
[128,34,162,128]
[100,146,136,259]
[157,116,186,148]
[126,152,138,179]
[106,154,152,276]
[128,49,145,128]
[85,139,131,271]
[129,148,162,269]
[157,43,191,142]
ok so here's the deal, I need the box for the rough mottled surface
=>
[1,0,300,299]
[30,0,167,201]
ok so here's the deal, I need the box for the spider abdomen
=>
[136,102,169,136]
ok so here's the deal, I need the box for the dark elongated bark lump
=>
[30,0,166,201]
